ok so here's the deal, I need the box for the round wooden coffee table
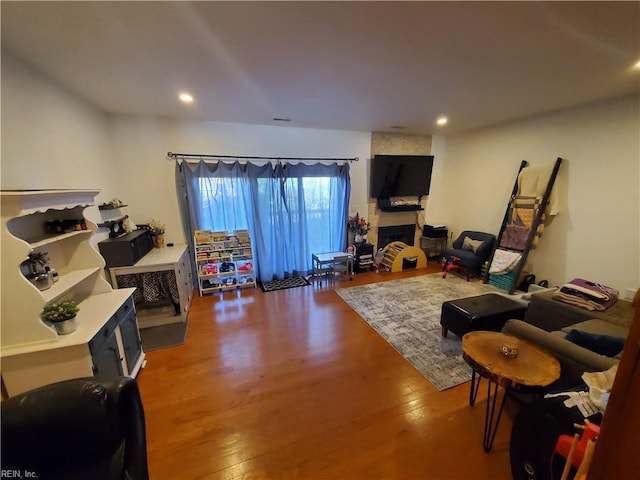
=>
[462,331,561,452]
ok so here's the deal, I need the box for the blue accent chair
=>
[442,230,496,280]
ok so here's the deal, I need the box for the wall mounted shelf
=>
[98,204,128,210]
[97,215,129,238]
[379,204,424,212]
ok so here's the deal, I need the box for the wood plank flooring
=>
[137,265,515,479]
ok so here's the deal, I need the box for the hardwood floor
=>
[137,265,515,479]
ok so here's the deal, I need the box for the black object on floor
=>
[510,386,602,480]
[139,321,188,351]
[440,292,527,338]
[260,276,310,292]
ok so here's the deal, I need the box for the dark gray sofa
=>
[503,288,635,387]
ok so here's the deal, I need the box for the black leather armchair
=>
[442,230,496,280]
[1,377,149,480]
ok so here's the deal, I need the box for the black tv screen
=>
[370,154,434,198]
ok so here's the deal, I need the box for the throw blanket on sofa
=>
[553,278,619,311]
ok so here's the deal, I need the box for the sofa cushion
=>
[462,236,483,253]
[502,319,617,372]
[560,319,629,339]
[564,329,625,357]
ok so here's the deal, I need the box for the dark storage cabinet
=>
[354,242,374,273]
[89,296,141,378]
[119,309,142,371]
[90,329,124,377]
[98,230,153,268]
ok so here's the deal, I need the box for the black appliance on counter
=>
[98,229,153,268]
[423,224,448,238]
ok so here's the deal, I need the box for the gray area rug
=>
[139,321,188,351]
[336,273,498,390]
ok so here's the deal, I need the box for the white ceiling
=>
[2,1,639,135]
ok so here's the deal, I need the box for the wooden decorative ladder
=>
[485,157,563,294]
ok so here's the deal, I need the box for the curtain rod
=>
[167,152,358,163]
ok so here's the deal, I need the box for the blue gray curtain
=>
[176,160,350,283]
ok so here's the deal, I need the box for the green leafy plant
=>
[42,301,79,323]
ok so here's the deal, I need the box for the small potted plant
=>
[41,300,80,335]
[148,219,166,248]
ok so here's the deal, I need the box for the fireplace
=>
[377,224,416,249]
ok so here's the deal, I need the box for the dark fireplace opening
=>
[377,224,416,249]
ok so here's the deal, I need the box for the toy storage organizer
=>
[194,229,256,295]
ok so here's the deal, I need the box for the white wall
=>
[107,115,372,245]
[5,52,637,293]
[425,134,448,227]
[1,53,115,201]
[1,53,370,248]
[428,95,640,293]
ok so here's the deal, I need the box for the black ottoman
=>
[440,293,527,338]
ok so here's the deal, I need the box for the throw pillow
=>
[564,329,625,357]
[462,236,483,254]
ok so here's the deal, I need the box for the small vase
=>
[155,233,165,248]
[30,272,52,291]
[355,234,363,243]
[347,231,355,246]
[52,316,78,335]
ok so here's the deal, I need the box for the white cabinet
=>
[194,230,256,295]
[1,190,145,397]
[108,244,193,328]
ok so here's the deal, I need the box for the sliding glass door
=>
[177,160,350,282]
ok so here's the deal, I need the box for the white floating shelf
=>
[29,230,92,249]
[40,267,102,303]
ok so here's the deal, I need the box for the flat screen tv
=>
[370,154,434,199]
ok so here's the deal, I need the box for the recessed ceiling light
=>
[635,60,640,69]
[436,117,448,126]
[179,93,194,103]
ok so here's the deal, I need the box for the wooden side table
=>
[420,234,447,258]
[462,331,561,452]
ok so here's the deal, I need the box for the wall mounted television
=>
[370,154,434,199]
